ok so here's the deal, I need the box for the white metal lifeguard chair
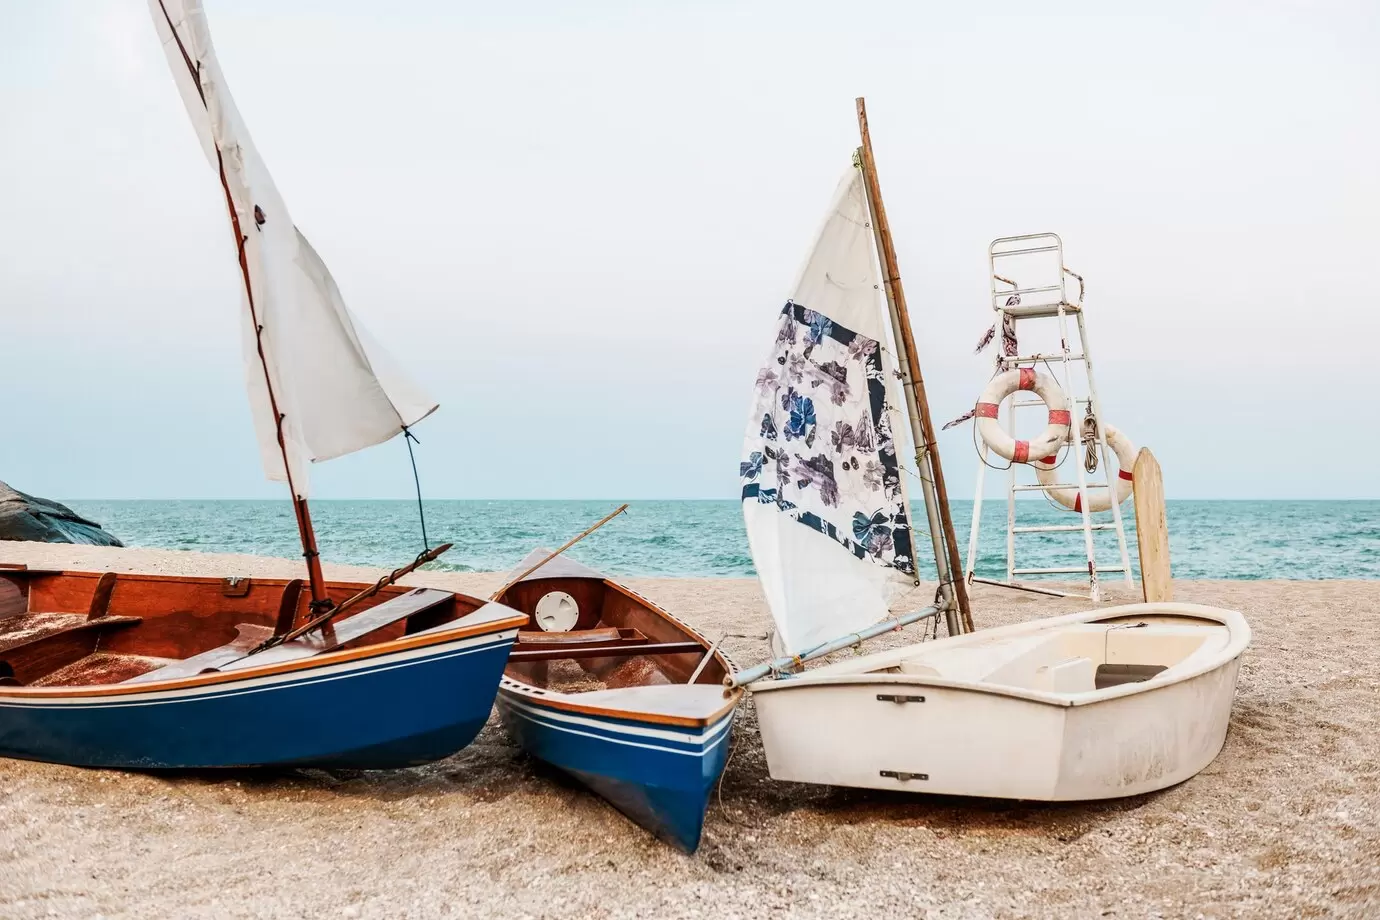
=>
[963,233,1134,601]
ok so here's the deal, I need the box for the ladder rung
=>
[1012,565,1127,575]
[1008,353,1086,365]
[1012,482,1109,491]
[991,244,1060,257]
[994,303,1083,318]
[1012,397,1092,408]
[1012,524,1117,534]
[993,284,1061,298]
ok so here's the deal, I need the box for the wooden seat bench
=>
[31,653,176,687]
[123,623,277,683]
[517,627,626,646]
[125,587,455,682]
[0,613,143,685]
[0,613,141,655]
[509,625,704,663]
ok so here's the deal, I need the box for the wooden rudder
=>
[1132,448,1172,602]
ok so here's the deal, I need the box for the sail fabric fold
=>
[740,167,918,657]
[149,0,437,495]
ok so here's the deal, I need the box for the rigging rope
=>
[402,426,429,553]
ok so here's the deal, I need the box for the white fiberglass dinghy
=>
[730,100,1250,802]
[750,602,1250,800]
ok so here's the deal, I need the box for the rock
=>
[0,481,123,546]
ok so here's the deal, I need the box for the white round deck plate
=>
[534,590,579,632]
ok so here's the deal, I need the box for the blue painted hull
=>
[0,631,517,770]
[497,690,735,852]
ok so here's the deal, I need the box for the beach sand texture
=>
[0,543,1375,919]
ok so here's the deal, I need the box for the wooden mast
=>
[156,1,329,610]
[855,97,974,633]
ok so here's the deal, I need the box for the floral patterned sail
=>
[741,167,919,657]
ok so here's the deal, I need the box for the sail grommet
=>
[974,369,1071,464]
[1035,425,1137,512]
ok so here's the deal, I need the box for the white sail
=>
[740,167,919,656]
[149,0,437,496]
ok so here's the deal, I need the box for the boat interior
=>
[0,565,492,689]
[865,613,1234,696]
[496,571,729,696]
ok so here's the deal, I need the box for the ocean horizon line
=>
[55,496,1380,580]
[54,496,1380,503]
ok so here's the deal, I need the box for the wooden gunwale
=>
[4,568,332,588]
[599,580,740,674]
[501,678,741,729]
[0,574,526,699]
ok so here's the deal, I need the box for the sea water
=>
[63,499,1379,580]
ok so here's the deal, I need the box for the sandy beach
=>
[0,542,1375,919]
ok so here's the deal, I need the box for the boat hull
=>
[755,656,1241,799]
[0,629,518,770]
[496,689,735,852]
[750,604,1250,801]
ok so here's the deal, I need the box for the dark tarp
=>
[0,481,122,546]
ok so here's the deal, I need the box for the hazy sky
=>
[1,0,1375,501]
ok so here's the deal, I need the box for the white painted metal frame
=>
[963,233,1133,601]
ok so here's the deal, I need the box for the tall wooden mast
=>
[156,1,329,610]
[855,97,974,633]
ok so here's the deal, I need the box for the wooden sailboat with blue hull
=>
[0,0,531,770]
[0,566,526,769]
[494,553,740,853]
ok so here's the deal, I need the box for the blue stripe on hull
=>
[497,693,734,853]
[0,636,515,770]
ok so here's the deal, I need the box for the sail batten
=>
[150,0,437,497]
[740,167,920,657]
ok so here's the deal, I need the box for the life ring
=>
[974,368,1071,464]
[1034,425,1137,512]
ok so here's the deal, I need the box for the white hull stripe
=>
[500,701,734,758]
[498,692,735,745]
[0,630,518,711]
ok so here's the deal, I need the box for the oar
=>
[490,504,629,601]
[244,543,453,657]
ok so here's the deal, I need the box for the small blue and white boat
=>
[0,566,526,769]
[494,553,740,853]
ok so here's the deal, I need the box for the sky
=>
[0,0,1376,501]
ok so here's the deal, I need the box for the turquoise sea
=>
[63,499,1380,581]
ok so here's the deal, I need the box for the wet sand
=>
[0,543,1376,919]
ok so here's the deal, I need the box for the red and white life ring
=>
[1034,425,1137,512]
[974,368,1071,464]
